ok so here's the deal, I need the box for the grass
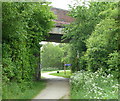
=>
[41,70,54,73]
[49,70,72,78]
[2,80,46,100]
[41,70,63,73]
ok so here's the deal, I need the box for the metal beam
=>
[43,33,69,43]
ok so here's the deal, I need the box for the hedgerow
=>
[2,2,55,98]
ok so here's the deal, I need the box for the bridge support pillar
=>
[35,46,41,81]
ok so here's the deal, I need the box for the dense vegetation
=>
[41,43,71,71]
[2,2,55,99]
[3,81,46,99]
[64,2,119,74]
[63,1,119,99]
[41,43,63,70]
[70,70,119,99]
[2,1,119,100]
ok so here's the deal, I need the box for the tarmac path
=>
[33,71,70,100]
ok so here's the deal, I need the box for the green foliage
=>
[60,43,71,64]
[86,17,118,72]
[2,2,55,99]
[2,2,54,82]
[107,51,120,78]
[2,81,46,99]
[41,43,64,70]
[64,1,119,99]
[70,69,119,99]
[107,51,119,69]
[64,1,119,75]
[64,2,114,72]
[41,43,72,70]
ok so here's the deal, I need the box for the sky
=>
[47,0,76,10]
[47,0,90,10]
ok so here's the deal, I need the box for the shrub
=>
[106,51,120,78]
[70,69,119,99]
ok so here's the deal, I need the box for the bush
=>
[70,69,119,99]
[86,18,118,72]
[106,51,120,78]
[2,2,55,99]
[79,53,87,71]
[2,2,55,82]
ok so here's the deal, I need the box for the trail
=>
[32,71,70,100]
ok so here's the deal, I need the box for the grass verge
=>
[49,70,72,78]
[41,71,54,73]
[2,80,46,99]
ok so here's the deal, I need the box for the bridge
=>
[37,8,74,80]
[43,7,74,43]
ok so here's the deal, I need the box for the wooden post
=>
[39,47,41,80]
[36,46,41,81]
[64,64,66,75]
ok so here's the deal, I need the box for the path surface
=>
[33,71,70,100]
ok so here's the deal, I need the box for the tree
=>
[63,1,119,75]
[41,43,64,70]
[86,5,119,75]
[2,2,55,82]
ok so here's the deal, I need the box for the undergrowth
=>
[2,80,46,99]
[70,69,119,99]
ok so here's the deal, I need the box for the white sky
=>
[39,41,60,45]
[47,0,90,10]
[47,0,76,10]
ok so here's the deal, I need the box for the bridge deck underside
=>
[43,33,69,43]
